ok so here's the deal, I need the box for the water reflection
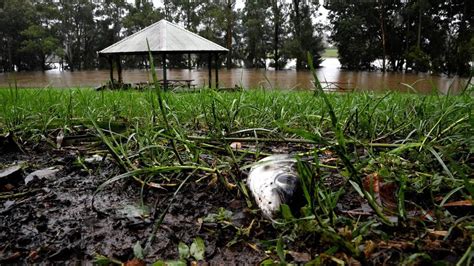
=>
[0,58,467,94]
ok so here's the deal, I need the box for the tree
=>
[197,0,240,68]
[163,0,201,31]
[0,0,36,71]
[123,0,162,35]
[286,0,324,69]
[57,0,97,71]
[242,0,271,68]
[328,0,390,70]
[269,0,289,70]
[443,0,473,76]
[20,25,60,71]
[19,0,61,71]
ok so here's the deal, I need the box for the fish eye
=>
[275,174,297,188]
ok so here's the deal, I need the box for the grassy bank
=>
[322,48,338,58]
[1,87,473,264]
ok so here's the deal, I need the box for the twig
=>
[0,189,41,200]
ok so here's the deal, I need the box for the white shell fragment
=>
[247,155,300,219]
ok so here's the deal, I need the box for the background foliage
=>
[0,0,472,75]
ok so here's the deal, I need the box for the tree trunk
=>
[41,54,46,72]
[225,0,233,69]
[379,0,386,72]
[293,0,302,70]
[417,0,422,49]
[273,1,280,70]
[7,40,13,71]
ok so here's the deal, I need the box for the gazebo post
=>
[188,53,192,70]
[116,55,123,84]
[215,53,219,89]
[108,56,114,87]
[208,53,212,88]
[162,53,167,90]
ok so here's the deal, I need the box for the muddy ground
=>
[0,140,269,264]
[0,136,471,264]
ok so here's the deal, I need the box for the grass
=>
[0,85,473,264]
[322,48,338,58]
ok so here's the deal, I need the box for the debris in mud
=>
[229,142,242,150]
[0,133,22,153]
[84,154,105,164]
[0,165,23,190]
[24,166,61,185]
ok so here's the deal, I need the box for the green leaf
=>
[280,204,294,221]
[349,180,364,197]
[94,254,116,265]
[260,258,276,265]
[276,236,286,264]
[190,236,205,261]
[178,242,190,260]
[151,260,186,266]
[133,241,144,260]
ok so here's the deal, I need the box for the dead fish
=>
[247,154,303,219]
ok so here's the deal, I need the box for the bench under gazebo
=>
[98,19,228,90]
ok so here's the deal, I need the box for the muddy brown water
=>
[0,59,468,94]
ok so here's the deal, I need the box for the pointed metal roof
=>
[99,19,228,55]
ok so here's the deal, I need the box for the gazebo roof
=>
[98,19,228,55]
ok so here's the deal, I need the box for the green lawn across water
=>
[322,48,338,58]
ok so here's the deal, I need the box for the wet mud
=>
[0,142,266,264]
[0,138,471,264]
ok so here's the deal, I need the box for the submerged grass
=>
[0,84,473,264]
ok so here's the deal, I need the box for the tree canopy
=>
[0,0,471,75]
[326,0,473,76]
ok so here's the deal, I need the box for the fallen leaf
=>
[24,167,61,185]
[442,200,473,207]
[323,149,334,156]
[3,183,15,191]
[208,173,218,187]
[1,251,21,262]
[84,154,103,164]
[125,258,145,266]
[426,229,448,238]
[3,200,15,209]
[320,157,338,163]
[362,173,382,195]
[379,182,397,209]
[378,240,414,250]
[246,242,260,252]
[420,239,444,250]
[56,129,64,149]
[419,210,434,222]
[190,237,205,261]
[230,142,242,150]
[27,250,39,262]
[147,181,167,190]
[362,173,399,209]
[288,250,311,262]
[0,165,23,187]
[363,240,377,257]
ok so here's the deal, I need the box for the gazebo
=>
[98,19,229,90]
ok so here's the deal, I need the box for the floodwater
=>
[0,58,468,94]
